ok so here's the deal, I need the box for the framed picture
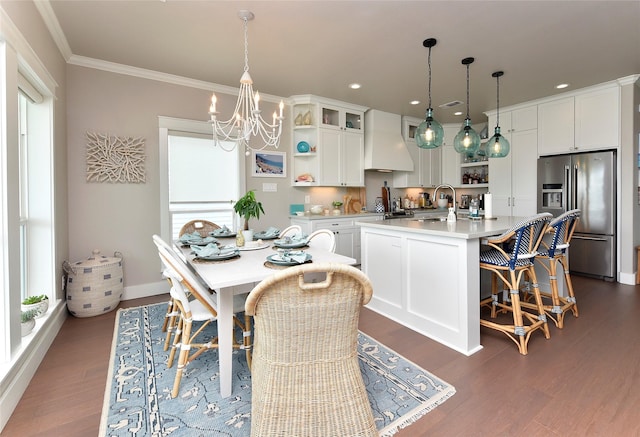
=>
[252,151,286,178]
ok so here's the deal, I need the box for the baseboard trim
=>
[122,280,169,301]
[0,302,67,433]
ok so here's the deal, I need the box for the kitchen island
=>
[357,216,524,355]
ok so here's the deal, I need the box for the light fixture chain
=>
[496,74,500,126]
[427,46,432,108]
[243,16,249,72]
[466,63,470,118]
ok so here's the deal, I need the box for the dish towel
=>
[279,234,309,244]
[191,243,237,257]
[261,227,280,238]
[180,231,205,244]
[278,250,308,264]
[211,225,232,236]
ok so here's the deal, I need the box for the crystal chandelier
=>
[209,10,284,156]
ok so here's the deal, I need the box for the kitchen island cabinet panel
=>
[360,222,482,355]
[360,232,403,310]
[406,237,461,330]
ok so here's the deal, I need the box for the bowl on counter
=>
[437,198,448,209]
[310,205,323,215]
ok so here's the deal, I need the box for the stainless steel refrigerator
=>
[537,150,616,280]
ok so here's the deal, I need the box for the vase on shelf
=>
[302,110,312,125]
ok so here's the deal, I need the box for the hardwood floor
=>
[3,276,639,436]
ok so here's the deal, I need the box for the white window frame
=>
[158,116,244,243]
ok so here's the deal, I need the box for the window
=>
[168,134,239,238]
[159,117,244,241]
[0,35,56,365]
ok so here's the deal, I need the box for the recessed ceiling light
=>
[556,83,569,89]
[349,83,361,90]
[454,111,463,116]
[410,100,420,105]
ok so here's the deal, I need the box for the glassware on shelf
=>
[302,111,312,125]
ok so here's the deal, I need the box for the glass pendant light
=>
[416,38,444,149]
[487,71,510,158]
[453,57,481,155]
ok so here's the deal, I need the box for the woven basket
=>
[63,250,123,318]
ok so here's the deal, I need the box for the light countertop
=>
[357,215,523,240]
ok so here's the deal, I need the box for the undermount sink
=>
[413,217,447,222]
[413,216,469,223]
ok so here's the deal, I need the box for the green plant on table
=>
[234,190,265,231]
[22,294,48,305]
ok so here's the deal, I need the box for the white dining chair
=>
[307,229,336,253]
[279,225,302,239]
[152,234,252,397]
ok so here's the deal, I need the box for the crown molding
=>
[33,0,72,61]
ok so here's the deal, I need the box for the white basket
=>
[63,250,123,318]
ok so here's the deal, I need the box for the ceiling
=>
[42,0,639,125]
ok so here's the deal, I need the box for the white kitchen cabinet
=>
[319,128,364,186]
[290,95,367,187]
[290,215,381,264]
[575,86,620,150]
[538,97,575,155]
[393,116,441,188]
[538,85,619,156]
[487,106,538,216]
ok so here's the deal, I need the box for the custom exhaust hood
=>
[364,110,414,172]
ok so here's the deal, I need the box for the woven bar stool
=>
[524,209,581,329]
[479,213,552,355]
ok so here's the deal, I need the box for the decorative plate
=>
[266,253,312,266]
[195,250,240,261]
[209,231,236,238]
[296,141,310,153]
[237,242,270,251]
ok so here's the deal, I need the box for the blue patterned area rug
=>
[99,303,455,436]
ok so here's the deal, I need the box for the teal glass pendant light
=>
[416,38,444,149]
[453,57,481,155]
[486,71,510,158]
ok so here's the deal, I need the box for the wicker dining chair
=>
[178,220,220,237]
[245,263,377,437]
[525,209,581,328]
[479,213,552,355]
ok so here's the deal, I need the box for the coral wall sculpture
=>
[86,132,146,183]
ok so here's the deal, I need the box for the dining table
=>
[175,236,357,398]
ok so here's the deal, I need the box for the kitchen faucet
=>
[433,184,457,214]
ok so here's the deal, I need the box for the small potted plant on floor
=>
[234,190,265,242]
[21,309,38,336]
[21,294,49,319]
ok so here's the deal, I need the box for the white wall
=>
[66,65,301,294]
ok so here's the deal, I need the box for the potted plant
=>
[234,190,265,241]
[21,294,49,319]
[332,201,343,215]
[21,309,38,336]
